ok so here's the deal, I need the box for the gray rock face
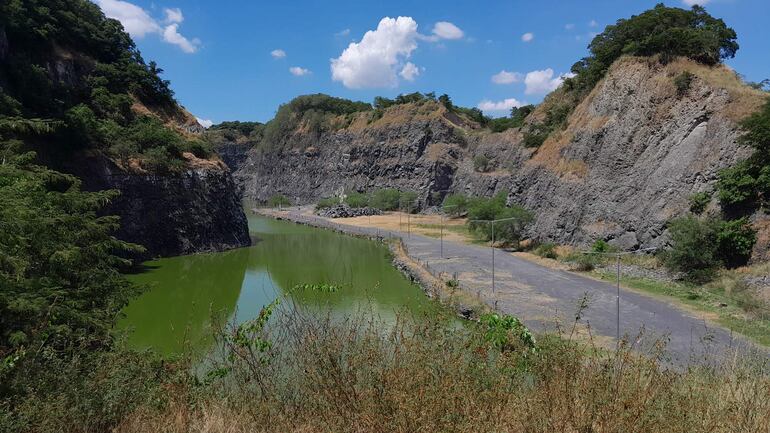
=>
[72,155,251,259]
[236,58,768,256]
[316,204,382,219]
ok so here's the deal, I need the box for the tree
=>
[438,94,454,111]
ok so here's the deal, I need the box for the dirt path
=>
[257,207,766,366]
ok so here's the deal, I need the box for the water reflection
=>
[118,213,433,356]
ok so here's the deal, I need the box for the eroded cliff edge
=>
[234,57,769,258]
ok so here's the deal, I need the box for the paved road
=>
[258,207,766,366]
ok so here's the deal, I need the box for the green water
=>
[117,213,434,356]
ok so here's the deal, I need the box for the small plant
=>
[570,253,599,272]
[674,71,694,96]
[268,194,291,207]
[689,191,711,214]
[534,242,558,259]
[479,313,537,353]
[315,197,339,210]
[344,191,370,208]
[473,154,491,172]
[591,239,614,253]
[291,283,342,293]
[445,279,460,290]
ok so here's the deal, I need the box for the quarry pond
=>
[117,212,434,356]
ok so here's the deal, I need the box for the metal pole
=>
[492,221,496,311]
[440,213,444,258]
[408,212,411,238]
[616,254,621,345]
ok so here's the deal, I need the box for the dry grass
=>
[117,307,770,433]
[331,212,472,243]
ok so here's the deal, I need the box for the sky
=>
[93,0,770,126]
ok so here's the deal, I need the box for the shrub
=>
[370,188,401,211]
[315,197,338,209]
[268,194,291,207]
[344,191,370,208]
[534,242,558,259]
[569,253,600,272]
[522,130,548,148]
[664,216,721,282]
[398,191,419,213]
[689,191,711,214]
[442,194,468,217]
[467,192,534,246]
[674,71,695,96]
[591,239,615,253]
[715,217,756,268]
[473,155,491,172]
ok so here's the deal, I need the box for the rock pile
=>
[316,204,382,219]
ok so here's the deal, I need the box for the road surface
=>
[257,207,766,366]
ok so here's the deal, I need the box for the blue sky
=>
[95,0,770,125]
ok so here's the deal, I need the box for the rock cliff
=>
[235,57,769,257]
[69,153,250,259]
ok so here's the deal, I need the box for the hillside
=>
[0,0,249,257]
[234,57,769,259]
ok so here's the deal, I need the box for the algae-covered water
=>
[117,213,434,356]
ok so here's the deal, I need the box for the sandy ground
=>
[333,212,473,243]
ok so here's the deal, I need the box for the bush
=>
[473,155,491,172]
[467,192,534,246]
[268,194,291,207]
[569,253,600,272]
[344,191,370,208]
[370,188,401,211]
[398,191,419,213]
[674,71,695,96]
[689,191,711,214]
[591,239,615,253]
[715,217,756,268]
[534,242,558,259]
[315,197,338,210]
[442,194,468,217]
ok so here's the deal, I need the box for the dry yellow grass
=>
[330,211,473,243]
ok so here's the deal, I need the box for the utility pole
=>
[616,253,621,346]
[440,212,444,258]
[492,220,496,311]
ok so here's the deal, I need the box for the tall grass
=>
[117,303,770,433]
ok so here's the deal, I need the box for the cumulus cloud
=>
[289,66,311,76]
[331,16,420,89]
[163,7,183,24]
[521,32,534,42]
[477,98,525,113]
[162,24,200,53]
[683,0,710,4]
[95,0,199,53]
[399,62,420,81]
[271,49,286,59]
[432,21,464,40]
[524,69,574,94]
[491,70,523,85]
[196,117,213,129]
[335,28,351,37]
[96,0,159,37]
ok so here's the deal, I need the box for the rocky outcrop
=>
[71,154,251,259]
[236,57,769,256]
[316,204,382,218]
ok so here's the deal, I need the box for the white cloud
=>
[196,117,213,129]
[271,49,286,59]
[163,7,183,24]
[95,0,199,53]
[335,28,351,37]
[477,98,525,113]
[524,69,574,94]
[521,32,534,42]
[162,24,199,53]
[683,0,710,4]
[565,23,575,30]
[589,19,598,27]
[289,66,311,76]
[491,70,523,85]
[331,16,420,89]
[432,21,464,40]
[399,62,420,81]
[96,0,159,38]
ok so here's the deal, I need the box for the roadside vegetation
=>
[315,188,420,213]
[441,193,534,247]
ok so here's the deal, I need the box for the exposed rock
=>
[235,57,770,259]
[316,204,382,219]
[68,154,251,259]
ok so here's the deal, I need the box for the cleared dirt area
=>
[333,212,473,243]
